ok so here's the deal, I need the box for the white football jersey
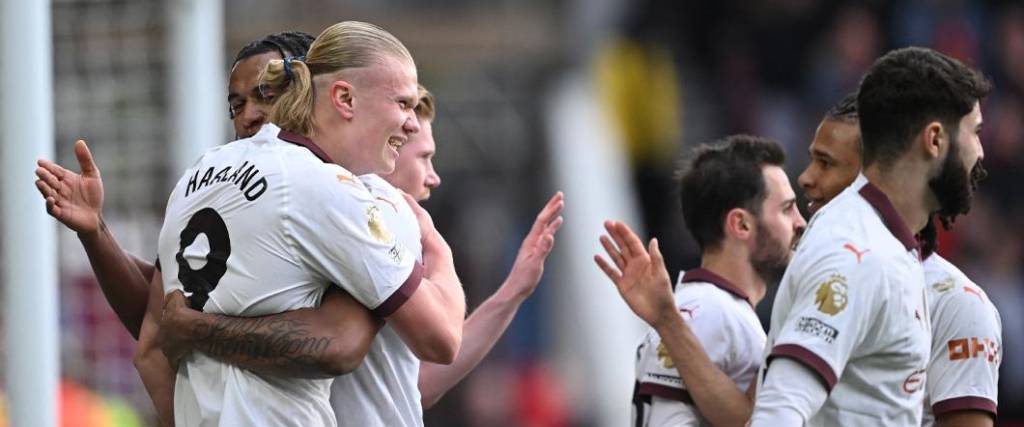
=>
[633,268,765,427]
[157,124,421,427]
[755,174,931,426]
[921,254,1001,426]
[330,174,425,427]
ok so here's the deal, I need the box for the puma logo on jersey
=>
[678,305,699,320]
[376,196,399,212]
[842,243,870,263]
[964,286,985,302]
[336,173,358,185]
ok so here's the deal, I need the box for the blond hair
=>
[263,21,414,136]
[415,84,436,122]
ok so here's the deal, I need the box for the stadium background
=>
[2,0,1022,425]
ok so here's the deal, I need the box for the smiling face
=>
[798,119,863,214]
[381,118,441,201]
[344,55,421,175]
[228,51,281,138]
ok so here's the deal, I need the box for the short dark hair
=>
[857,47,991,167]
[825,92,859,124]
[678,135,786,251]
[234,31,316,64]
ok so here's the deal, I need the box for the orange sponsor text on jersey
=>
[948,337,1000,363]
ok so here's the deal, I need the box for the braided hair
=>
[234,31,315,64]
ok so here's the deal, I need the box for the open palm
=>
[502,192,565,299]
[594,220,676,327]
[35,140,105,234]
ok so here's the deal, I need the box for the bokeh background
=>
[3,0,1023,425]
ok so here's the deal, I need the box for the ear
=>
[921,121,944,159]
[724,208,753,241]
[329,80,356,120]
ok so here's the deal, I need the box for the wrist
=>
[76,215,106,242]
[652,305,683,332]
[493,280,530,306]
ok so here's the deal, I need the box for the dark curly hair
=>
[857,47,991,168]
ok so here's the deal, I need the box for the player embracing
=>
[135,21,467,426]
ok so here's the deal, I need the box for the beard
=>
[750,218,797,287]
[928,134,987,229]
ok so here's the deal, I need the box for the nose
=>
[425,164,441,190]
[404,112,421,134]
[794,210,807,231]
[242,104,268,135]
[798,167,813,192]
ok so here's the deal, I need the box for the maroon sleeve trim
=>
[932,396,997,417]
[371,262,424,317]
[770,344,838,392]
[636,382,695,405]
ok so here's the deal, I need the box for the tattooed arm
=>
[160,287,382,379]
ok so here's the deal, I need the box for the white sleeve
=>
[287,166,421,316]
[636,291,734,392]
[646,396,700,427]
[634,290,737,427]
[766,247,887,392]
[749,358,828,426]
[926,286,1001,417]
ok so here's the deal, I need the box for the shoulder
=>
[793,202,914,289]
[286,159,370,206]
[674,282,744,326]
[926,255,1001,333]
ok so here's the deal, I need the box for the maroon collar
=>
[278,129,335,164]
[857,182,920,252]
[682,268,752,307]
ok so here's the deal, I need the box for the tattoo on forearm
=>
[192,317,333,369]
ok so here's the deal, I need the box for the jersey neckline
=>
[277,129,335,164]
[681,267,753,308]
[856,177,920,253]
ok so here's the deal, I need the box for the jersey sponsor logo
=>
[796,316,839,344]
[932,277,955,293]
[814,274,848,315]
[948,337,1000,364]
[656,343,675,369]
[643,372,682,386]
[366,205,394,244]
[842,243,870,263]
[902,368,926,394]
